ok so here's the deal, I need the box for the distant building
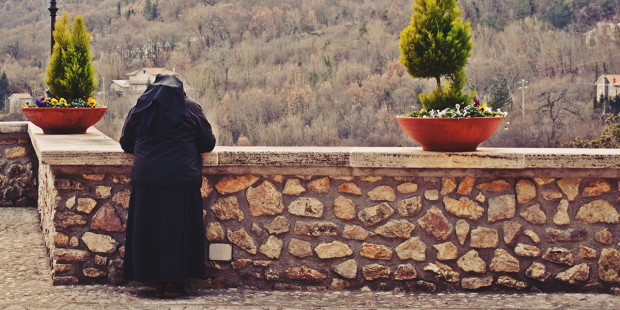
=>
[110,68,178,94]
[595,74,620,99]
[8,93,33,114]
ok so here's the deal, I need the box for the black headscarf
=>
[134,74,186,138]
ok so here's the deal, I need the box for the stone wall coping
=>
[18,122,620,172]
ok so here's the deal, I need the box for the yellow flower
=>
[478,103,487,112]
[88,98,96,106]
[22,102,29,108]
[59,98,68,107]
[419,108,427,114]
[51,98,58,106]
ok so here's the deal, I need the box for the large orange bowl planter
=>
[22,107,108,134]
[396,116,504,152]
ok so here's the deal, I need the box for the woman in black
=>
[120,74,216,298]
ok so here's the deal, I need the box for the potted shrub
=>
[22,12,106,134]
[397,0,506,151]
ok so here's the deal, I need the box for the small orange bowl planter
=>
[22,107,108,134]
[396,116,504,152]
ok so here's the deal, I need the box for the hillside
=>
[1,0,620,147]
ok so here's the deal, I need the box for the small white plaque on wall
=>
[209,243,233,261]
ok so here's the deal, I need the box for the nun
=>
[120,74,216,298]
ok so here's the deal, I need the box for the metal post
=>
[49,1,58,55]
[518,79,528,117]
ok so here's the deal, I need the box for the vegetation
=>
[564,114,620,148]
[399,0,473,111]
[0,0,619,147]
[0,72,8,110]
[45,13,98,102]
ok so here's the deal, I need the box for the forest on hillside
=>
[1,0,619,147]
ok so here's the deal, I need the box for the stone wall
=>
[20,123,620,292]
[0,123,37,208]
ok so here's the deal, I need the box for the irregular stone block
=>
[112,190,131,209]
[360,176,382,182]
[332,176,354,181]
[283,179,306,196]
[457,177,476,195]
[599,248,620,283]
[332,196,356,220]
[576,200,619,223]
[424,190,439,201]
[374,219,416,239]
[53,276,79,285]
[441,177,457,195]
[288,238,313,258]
[556,178,580,201]
[443,197,484,221]
[477,179,511,193]
[516,179,536,204]
[594,228,613,245]
[514,243,541,257]
[490,249,520,273]
[65,196,76,209]
[91,204,124,232]
[487,194,516,222]
[264,216,290,235]
[434,242,458,260]
[358,202,395,227]
[288,197,324,218]
[583,180,611,197]
[331,259,357,279]
[496,275,527,290]
[461,277,493,290]
[397,182,418,194]
[457,250,486,273]
[210,196,244,222]
[330,278,350,291]
[5,147,26,159]
[227,228,257,255]
[206,222,225,242]
[339,182,362,195]
[519,204,546,225]
[360,243,392,260]
[246,181,284,217]
[503,221,522,245]
[534,178,555,185]
[283,266,327,283]
[367,185,396,202]
[342,224,375,240]
[417,206,453,241]
[395,237,426,261]
[314,241,352,259]
[546,228,588,242]
[394,264,417,280]
[526,262,550,282]
[475,193,486,203]
[553,199,570,225]
[579,245,597,260]
[81,232,118,254]
[259,236,283,259]
[524,229,540,244]
[83,267,106,278]
[55,212,88,228]
[54,248,89,262]
[362,264,390,280]
[308,177,330,193]
[455,219,469,245]
[542,247,574,266]
[556,263,589,284]
[470,226,498,248]
[397,196,423,217]
[54,232,69,246]
[294,221,338,237]
[76,198,97,214]
[200,176,212,198]
[541,188,563,201]
[95,186,112,199]
[54,263,73,274]
[424,262,460,282]
[216,175,260,195]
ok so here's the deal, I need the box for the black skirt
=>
[123,187,205,282]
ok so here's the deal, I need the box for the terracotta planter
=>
[22,107,108,134]
[396,116,504,152]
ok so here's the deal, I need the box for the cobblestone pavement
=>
[1,208,619,310]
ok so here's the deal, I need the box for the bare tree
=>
[537,89,582,147]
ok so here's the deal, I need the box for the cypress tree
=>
[488,74,512,110]
[45,13,98,101]
[399,0,474,110]
[0,72,9,110]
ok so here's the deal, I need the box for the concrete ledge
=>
[22,122,620,173]
[0,122,29,133]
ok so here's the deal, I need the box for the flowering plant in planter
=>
[22,12,105,134]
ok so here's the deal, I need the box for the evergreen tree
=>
[488,74,512,110]
[399,0,474,110]
[143,0,159,21]
[0,72,9,110]
[45,13,98,101]
[543,0,572,29]
[514,0,532,20]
